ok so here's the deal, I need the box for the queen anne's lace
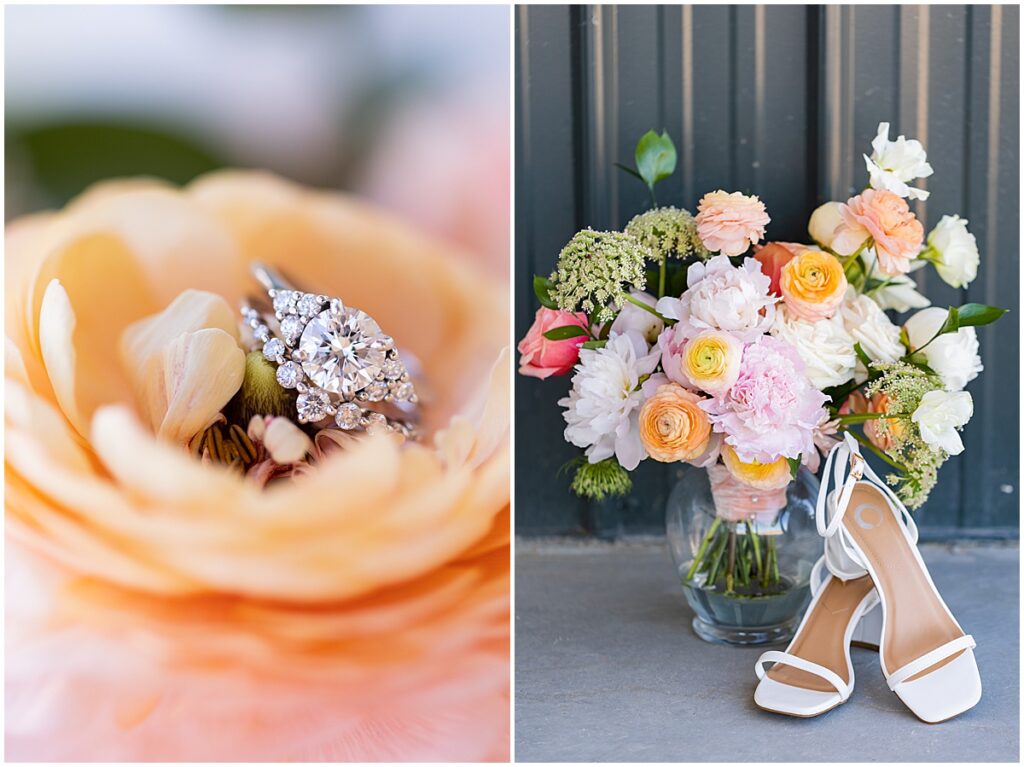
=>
[625,206,709,263]
[548,229,650,322]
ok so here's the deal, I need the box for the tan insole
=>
[767,575,874,692]
[841,485,965,682]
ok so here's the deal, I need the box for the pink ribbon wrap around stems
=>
[707,464,789,524]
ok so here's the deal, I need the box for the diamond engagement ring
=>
[242,263,420,438]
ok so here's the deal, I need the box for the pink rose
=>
[695,190,771,257]
[518,307,590,379]
[832,189,924,275]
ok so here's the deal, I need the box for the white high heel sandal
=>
[816,433,982,723]
[753,556,878,717]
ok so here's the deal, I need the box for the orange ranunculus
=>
[5,172,509,761]
[720,443,792,491]
[638,383,711,463]
[864,391,906,452]
[779,248,848,322]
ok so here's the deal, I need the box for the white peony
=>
[840,293,905,371]
[770,305,856,389]
[904,307,983,391]
[912,389,973,455]
[559,331,661,470]
[656,255,776,343]
[610,290,664,343]
[808,201,844,249]
[925,215,979,288]
[862,249,931,313]
[864,121,934,201]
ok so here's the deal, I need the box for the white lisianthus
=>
[610,290,664,343]
[924,215,980,288]
[864,121,934,200]
[840,293,905,369]
[808,201,844,249]
[559,331,661,470]
[862,249,931,313]
[912,389,973,455]
[770,305,857,389]
[904,307,983,391]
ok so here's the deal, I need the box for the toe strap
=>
[886,635,977,690]
[755,650,851,701]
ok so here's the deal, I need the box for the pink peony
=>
[518,307,590,379]
[655,255,777,344]
[695,190,771,257]
[700,335,827,463]
[832,189,924,276]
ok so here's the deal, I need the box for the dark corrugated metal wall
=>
[515,5,1019,537]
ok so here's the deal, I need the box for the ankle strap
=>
[816,433,919,542]
[755,650,851,700]
[886,635,976,690]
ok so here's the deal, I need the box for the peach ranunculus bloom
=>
[5,172,510,761]
[695,190,771,257]
[831,189,924,275]
[637,383,711,462]
[779,248,848,322]
[753,241,801,295]
[863,391,906,452]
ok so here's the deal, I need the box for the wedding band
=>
[242,263,421,438]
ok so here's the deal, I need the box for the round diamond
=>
[272,290,295,314]
[296,307,388,396]
[253,324,271,343]
[280,315,304,343]
[382,358,404,380]
[276,361,301,389]
[296,389,331,423]
[363,411,388,435]
[392,381,415,401]
[335,402,362,430]
[263,338,285,362]
[364,381,388,402]
[297,294,322,316]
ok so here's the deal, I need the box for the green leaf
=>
[787,456,801,479]
[581,340,607,350]
[852,342,872,368]
[954,303,1008,328]
[533,275,557,309]
[938,306,960,336]
[543,325,589,341]
[634,129,677,191]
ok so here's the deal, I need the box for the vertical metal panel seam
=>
[681,5,695,205]
[754,5,766,189]
[914,6,930,223]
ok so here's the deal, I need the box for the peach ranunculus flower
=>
[695,190,771,257]
[638,383,711,462]
[719,443,792,492]
[779,248,848,322]
[864,391,906,452]
[831,189,924,275]
[5,172,510,761]
[517,306,589,379]
[680,330,742,397]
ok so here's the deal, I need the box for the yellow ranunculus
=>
[681,329,742,396]
[779,248,847,321]
[720,443,793,490]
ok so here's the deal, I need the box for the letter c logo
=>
[853,503,881,530]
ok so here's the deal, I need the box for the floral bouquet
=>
[518,124,1004,605]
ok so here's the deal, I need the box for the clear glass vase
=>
[665,464,821,646]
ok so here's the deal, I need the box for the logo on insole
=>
[853,503,881,530]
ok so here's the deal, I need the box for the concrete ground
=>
[515,538,1019,763]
